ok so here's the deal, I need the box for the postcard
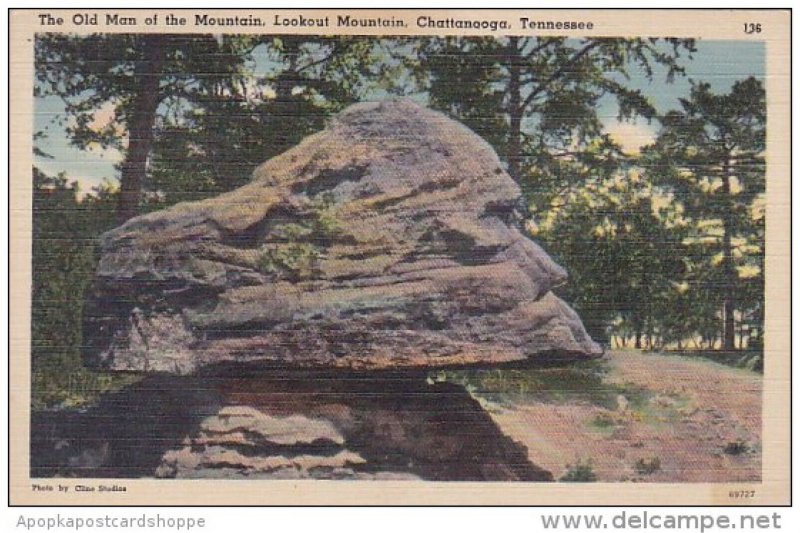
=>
[8,8,791,505]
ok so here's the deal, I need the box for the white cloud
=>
[85,141,125,164]
[604,120,656,155]
[33,160,114,199]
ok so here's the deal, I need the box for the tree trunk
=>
[116,34,167,224]
[506,37,522,182]
[738,322,744,350]
[720,159,737,351]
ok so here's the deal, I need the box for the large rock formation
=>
[83,100,601,374]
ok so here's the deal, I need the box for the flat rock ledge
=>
[155,406,418,480]
[83,99,602,374]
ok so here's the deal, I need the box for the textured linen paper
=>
[8,8,790,505]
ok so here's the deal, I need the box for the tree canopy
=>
[643,77,765,351]
[31,35,766,407]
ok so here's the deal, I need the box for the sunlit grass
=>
[31,365,142,411]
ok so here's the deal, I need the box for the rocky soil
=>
[483,351,762,482]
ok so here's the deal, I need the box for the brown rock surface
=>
[83,99,601,373]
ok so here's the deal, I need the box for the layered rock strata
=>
[83,100,601,374]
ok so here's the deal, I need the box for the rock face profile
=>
[83,100,602,374]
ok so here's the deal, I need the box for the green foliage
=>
[643,78,765,350]
[31,167,137,409]
[310,193,343,237]
[400,36,764,352]
[35,35,256,152]
[410,37,509,151]
[537,168,686,345]
[634,457,662,475]
[592,412,621,429]
[32,366,140,411]
[35,34,269,220]
[147,36,382,207]
[723,440,750,456]
[527,80,765,351]
[36,34,380,213]
[257,242,320,280]
[32,168,113,366]
[440,360,652,412]
[560,459,597,482]
[255,194,341,280]
[407,36,695,189]
[31,36,767,413]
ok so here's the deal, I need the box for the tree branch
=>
[521,41,602,111]
[295,43,341,74]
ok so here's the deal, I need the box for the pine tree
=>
[407,37,695,192]
[644,78,766,350]
[35,34,262,222]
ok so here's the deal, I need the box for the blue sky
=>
[33,39,765,193]
[600,40,765,153]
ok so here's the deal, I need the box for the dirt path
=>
[486,351,762,482]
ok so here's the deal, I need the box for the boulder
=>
[83,99,602,374]
[31,370,554,481]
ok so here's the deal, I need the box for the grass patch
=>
[439,359,697,435]
[662,350,763,373]
[587,411,627,436]
[635,392,692,428]
[437,357,697,433]
[723,440,750,455]
[560,459,597,482]
[439,360,652,411]
[32,365,142,411]
[257,241,321,280]
[634,457,662,475]
[591,411,619,428]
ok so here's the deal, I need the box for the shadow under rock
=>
[31,364,552,482]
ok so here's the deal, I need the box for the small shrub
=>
[255,196,341,280]
[311,194,342,238]
[592,411,619,428]
[634,457,662,475]
[560,459,597,482]
[257,242,320,280]
[743,354,763,373]
[723,440,750,455]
